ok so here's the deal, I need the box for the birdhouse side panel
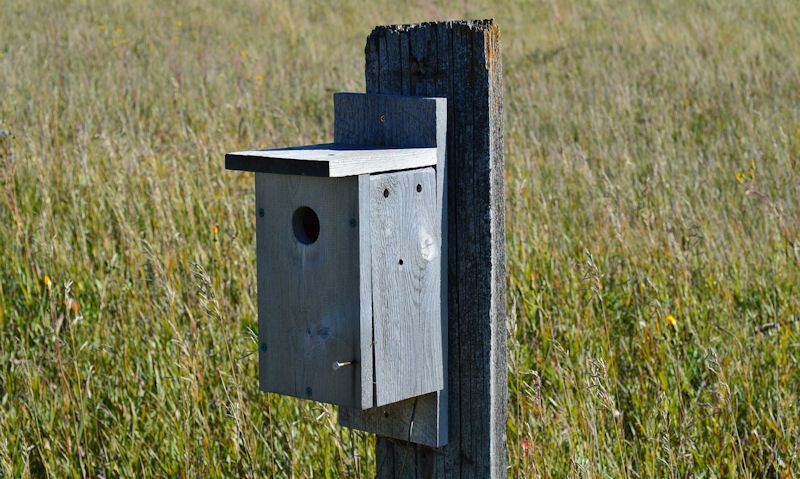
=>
[369,167,444,407]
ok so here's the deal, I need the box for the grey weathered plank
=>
[227,143,436,177]
[255,173,373,408]
[339,395,442,448]
[363,20,507,478]
[369,168,442,407]
[358,174,374,409]
[334,93,440,149]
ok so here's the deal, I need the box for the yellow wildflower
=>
[43,275,52,290]
[174,20,183,29]
[665,314,676,327]
[735,171,745,183]
[255,74,264,82]
[239,50,248,58]
[210,224,219,235]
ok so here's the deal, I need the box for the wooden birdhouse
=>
[225,93,447,412]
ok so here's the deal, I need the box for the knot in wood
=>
[418,230,437,262]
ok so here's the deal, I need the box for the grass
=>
[1,0,799,476]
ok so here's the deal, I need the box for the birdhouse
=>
[225,93,447,411]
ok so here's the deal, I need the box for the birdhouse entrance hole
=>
[292,206,320,245]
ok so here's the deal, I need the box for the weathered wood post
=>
[361,20,507,478]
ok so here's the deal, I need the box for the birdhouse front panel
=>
[255,172,372,409]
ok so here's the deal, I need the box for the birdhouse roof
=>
[225,143,437,177]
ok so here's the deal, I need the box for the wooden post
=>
[366,20,507,478]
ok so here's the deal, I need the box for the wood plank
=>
[255,173,371,408]
[227,143,436,177]
[369,168,442,407]
[358,174,374,409]
[333,93,440,148]
[339,396,442,448]
[362,20,507,479]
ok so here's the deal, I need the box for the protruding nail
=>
[332,360,354,371]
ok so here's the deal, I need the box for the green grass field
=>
[1,0,799,476]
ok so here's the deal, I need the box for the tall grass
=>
[1,0,799,476]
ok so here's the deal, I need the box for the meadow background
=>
[1,0,799,476]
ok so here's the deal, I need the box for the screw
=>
[332,360,354,371]
[349,218,357,227]
[305,387,313,397]
[258,208,264,217]
[260,342,268,353]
